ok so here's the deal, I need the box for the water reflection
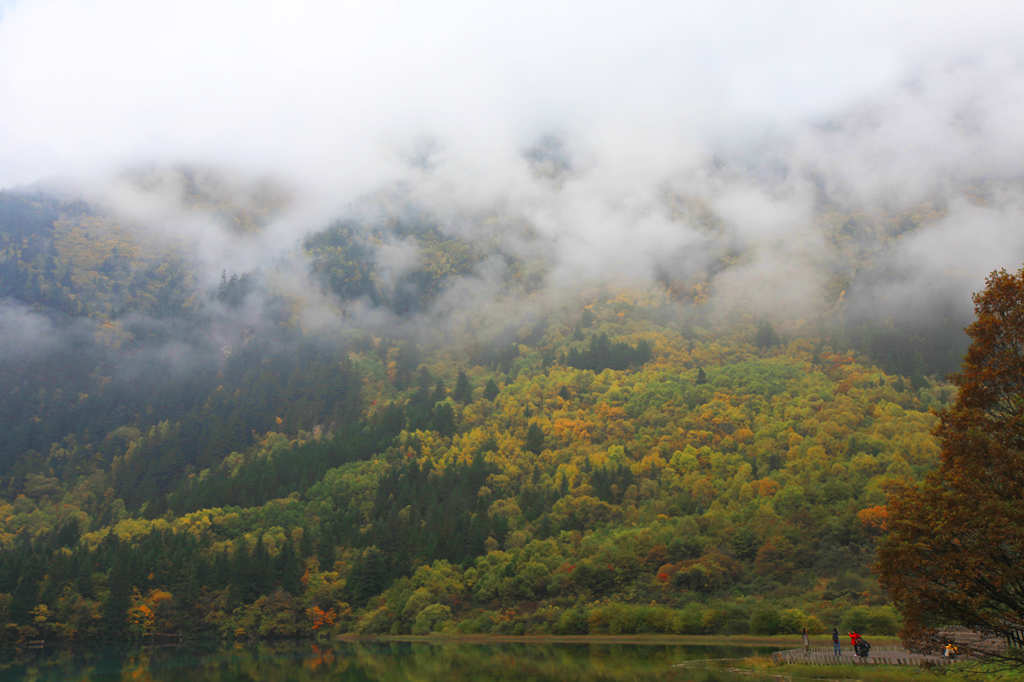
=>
[0,640,779,681]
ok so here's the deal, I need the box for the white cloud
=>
[2,0,1024,327]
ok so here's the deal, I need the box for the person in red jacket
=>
[848,631,870,657]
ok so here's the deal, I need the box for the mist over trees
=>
[0,147,1014,648]
[0,187,955,641]
[1,0,1024,657]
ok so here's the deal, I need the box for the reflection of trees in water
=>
[348,642,686,681]
[0,642,764,681]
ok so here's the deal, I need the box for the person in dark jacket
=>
[832,628,840,656]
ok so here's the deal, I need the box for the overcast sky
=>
[2,0,1024,326]
[1,0,1020,188]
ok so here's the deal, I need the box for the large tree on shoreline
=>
[878,267,1024,666]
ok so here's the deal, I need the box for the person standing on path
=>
[832,628,840,656]
[802,626,809,653]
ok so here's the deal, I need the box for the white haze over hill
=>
[2,0,1024,334]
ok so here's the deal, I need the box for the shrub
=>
[778,608,809,634]
[720,605,751,634]
[750,607,782,635]
[456,611,497,633]
[606,603,642,634]
[841,605,901,635]
[354,606,393,634]
[701,605,750,634]
[553,606,589,634]
[672,604,704,634]
[641,606,676,633]
[411,603,453,635]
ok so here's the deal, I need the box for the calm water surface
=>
[0,640,782,681]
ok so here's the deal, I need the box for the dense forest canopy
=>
[2,1,1024,650]
[0,185,968,641]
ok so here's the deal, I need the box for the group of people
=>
[802,627,960,659]
[803,627,871,657]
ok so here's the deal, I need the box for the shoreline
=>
[4,633,905,649]
[335,633,903,647]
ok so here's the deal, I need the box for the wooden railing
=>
[772,646,956,666]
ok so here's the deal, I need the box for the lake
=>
[0,639,784,681]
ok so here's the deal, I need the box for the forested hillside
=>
[0,188,954,641]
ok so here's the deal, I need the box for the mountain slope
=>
[0,189,950,641]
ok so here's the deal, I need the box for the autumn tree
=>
[878,267,1024,666]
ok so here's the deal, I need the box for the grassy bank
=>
[334,636,1024,681]
[745,657,1022,681]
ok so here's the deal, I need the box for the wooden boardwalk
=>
[772,646,956,666]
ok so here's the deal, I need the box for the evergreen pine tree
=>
[452,370,472,403]
[431,402,456,437]
[755,321,780,348]
[431,380,447,404]
[102,558,131,639]
[276,540,302,595]
[525,422,545,454]
[483,378,499,401]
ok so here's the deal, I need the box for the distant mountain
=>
[0,183,957,641]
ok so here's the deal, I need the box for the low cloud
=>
[1,0,1023,348]
[0,300,62,359]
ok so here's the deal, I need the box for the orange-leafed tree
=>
[878,267,1024,666]
[307,605,337,631]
